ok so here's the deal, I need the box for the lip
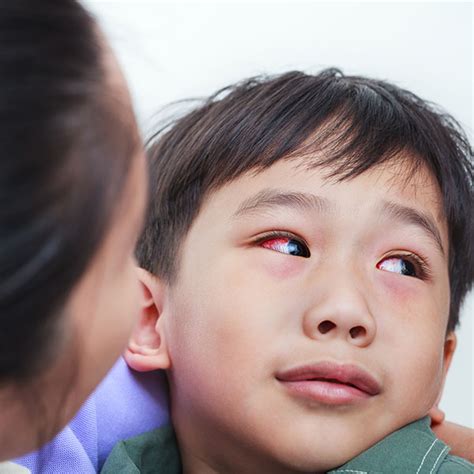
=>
[276,361,381,406]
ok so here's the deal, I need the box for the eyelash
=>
[253,231,311,258]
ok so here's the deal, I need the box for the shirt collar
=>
[328,417,450,474]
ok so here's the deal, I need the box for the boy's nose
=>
[302,279,376,348]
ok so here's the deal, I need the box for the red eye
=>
[261,236,310,258]
[377,256,418,277]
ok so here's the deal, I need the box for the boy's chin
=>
[249,416,408,473]
[242,441,364,474]
[190,425,372,473]
[272,436,370,473]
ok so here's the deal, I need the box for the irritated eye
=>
[377,257,417,277]
[261,237,310,258]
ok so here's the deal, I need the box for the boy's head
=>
[128,70,473,472]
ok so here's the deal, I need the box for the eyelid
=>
[379,251,433,281]
[251,230,311,258]
[252,230,309,247]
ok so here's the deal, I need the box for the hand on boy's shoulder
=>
[432,420,474,463]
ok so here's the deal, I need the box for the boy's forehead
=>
[211,156,444,213]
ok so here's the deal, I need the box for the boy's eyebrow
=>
[232,190,445,256]
[379,201,445,256]
[233,189,332,218]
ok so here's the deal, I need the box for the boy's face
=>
[139,157,454,472]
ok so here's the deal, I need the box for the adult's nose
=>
[302,274,376,348]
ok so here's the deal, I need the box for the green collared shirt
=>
[101,417,473,473]
[326,417,472,473]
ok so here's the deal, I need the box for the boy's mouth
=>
[275,361,381,405]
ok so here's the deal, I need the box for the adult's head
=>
[0,0,146,458]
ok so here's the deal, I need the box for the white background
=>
[85,0,473,427]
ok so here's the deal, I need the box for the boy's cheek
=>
[386,334,446,415]
[257,253,307,280]
[376,270,429,302]
[375,272,449,329]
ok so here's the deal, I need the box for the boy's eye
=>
[377,256,420,278]
[259,235,310,258]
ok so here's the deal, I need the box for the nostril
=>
[349,326,366,339]
[318,320,336,334]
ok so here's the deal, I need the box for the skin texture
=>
[429,407,474,461]
[128,157,459,474]
[0,43,147,460]
[432,420,474,463]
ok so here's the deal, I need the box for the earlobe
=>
[124,268,171,372]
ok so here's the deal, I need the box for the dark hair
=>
[138,69,473,331]
[0,1,138,381]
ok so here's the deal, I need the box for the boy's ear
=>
[440,331,457,389]
[442,332,457,374]
[429,331,457,424]
[124,267,171,372]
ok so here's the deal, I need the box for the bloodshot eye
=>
[377,256,418,277]
[260,235,310,258]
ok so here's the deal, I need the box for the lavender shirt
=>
[16,358,169,473]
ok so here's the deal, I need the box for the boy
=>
[103,69,473,473]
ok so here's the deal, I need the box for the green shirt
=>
[101,417,473,473]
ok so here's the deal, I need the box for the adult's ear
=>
[124,268,171,372]
[429,332,457,425]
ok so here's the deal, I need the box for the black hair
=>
[0,0,138,381]
[138,69,473,332]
